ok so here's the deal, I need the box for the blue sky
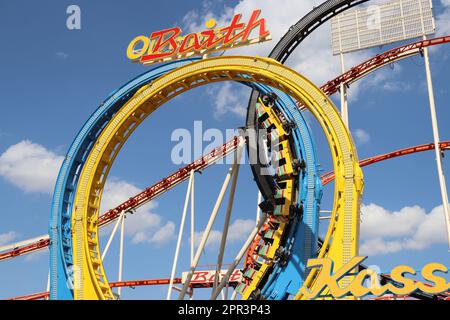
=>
[0,0,449,299]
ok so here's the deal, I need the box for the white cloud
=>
[436,0,450,36]
[56,51,69,59]
[181,0,367,117]
[148,221,176,245]
[100,178,176,246]
[183,0,423,116]
[24,249,48,262]
[206,83,250,119]
[0,231,18,247]
[381,81,413,92]
[193,229,223,249]
[192,218,255,249]
[227,218,256,241]
[360,203,448,256]
[353,129,371,145]
[0,139,175,247]
[0,140,64,193]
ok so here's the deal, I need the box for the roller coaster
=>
[1,0,449,300]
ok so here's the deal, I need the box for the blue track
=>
[257,87,323,299]
[49,59,198,299]
[49,59,322,300]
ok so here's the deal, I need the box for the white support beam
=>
[45,271,50,300]
[190,170,195,266]
[0,234,49,253]
[340,52,349,129]
[212,139,244,298]
[178,137,245,300]
[422,36,450,249]
[211,213,267,300]
[167,170,195,300]
[117,211,125,298]
[101,211,124,260]
[256,191,262,225]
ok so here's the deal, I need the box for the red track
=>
[243,141,450,267]
[3,36,450,300]
[7,277,238,300]
[98,136,240,226]
[0,238,49,262]
[3,35,450,262]
[3,140,448,263]
[7,278,182,300]
[0,137,239,262]
[320,35,450,96]
[322,141,450,185]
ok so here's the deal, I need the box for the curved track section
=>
[269,0,369,64]
[69,56,362,299]
[3,142,447,262]
[244,1,370,299]
[321,36,450,97]
[8,35,449,264]
[27,33,450,299]
[50,70,315,299]
[44,50,312,300]
[3,141,448,299]
[235,96,298,299]
[243,35,450,295]
[246,0,369,206]
[237,88,323,300]
[49,59,199,299]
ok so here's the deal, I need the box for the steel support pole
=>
[167,170,194,300]
[256,191,262,225]
[340,52,349,128]
[45,271,50,300]
[212,138,244,298]
[190,171,195,266]
[117,212,125,298]
[422,37,450,249]
[211,213,267,300]
[178,137,244,300]
[101,211,124,260]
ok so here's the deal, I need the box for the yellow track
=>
[237,99,294,299]
[71,56,363,299]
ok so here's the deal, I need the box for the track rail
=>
[4,0,449,300]
[0,139,238,262]
[321,36,450,97]
[50,58,200,299]
[68,56,360,299]
[269,0,370,64]
[0,237,49,262]
[7,279,181,300]
[98,136,240,227]
[246,0,369,202]
[4,141,446,262]
[243,34,450,288]
[4,31,450,279]
[9,274,449,300]
[7,276,241,300]
[322,141,450,185]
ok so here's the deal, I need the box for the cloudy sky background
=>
[0,0,449,299]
